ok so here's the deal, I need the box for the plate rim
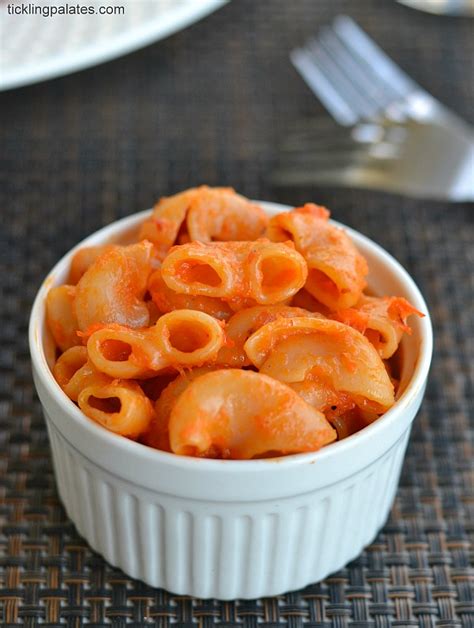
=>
[0,0,228,91]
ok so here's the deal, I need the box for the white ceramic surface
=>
[0,0,228,91]
[29,202,433,599]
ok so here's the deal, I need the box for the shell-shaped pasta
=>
[75,241,153,331]
[78,381,155,438]
[244,317,395,412]
[148,268,234,321]
[186,186,268,242]
[168,370,336,459]
[217,305,323,367]
[87,310,226,378]
[46,285,80,351]
[333,296,423,359]
[161,240,307,305]
[266,204,368,310]
[69,245,116,284]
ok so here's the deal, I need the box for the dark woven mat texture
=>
[0,0,473,625]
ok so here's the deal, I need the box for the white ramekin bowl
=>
[29,202,433,599]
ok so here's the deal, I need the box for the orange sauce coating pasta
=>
[160,239,307,307]
[148,268,234,320]
[168,370,336,459]
[46,187,422,456]
[332,296,423,358]
[266,204,368,310]
[138,186,268,259]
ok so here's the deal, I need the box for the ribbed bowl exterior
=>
[30,203,432,600]
[46,414,411,599]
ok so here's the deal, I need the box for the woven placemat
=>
[1,0,473,625]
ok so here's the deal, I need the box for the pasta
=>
[64,360,112,403]
[168,370,336,459]
[185,186,268,242]
[244,317,395,413]
[138,186,268,259]
[266,204,368,310]
[69,245,116,284]
[148,268,234,320]
[46,186,422,457]
[53,346,111,402]
[291,288,330,316]
[78,381,155,438]
[75,241,153,331]
[53,346,88,390]
[46,285,81,351]
[161,239,307,306]
[332,296,423,359]
[138,188,195,259]
[216,305,323,367]
[142,366,217,452]
[86,310,225,378]
[330,409,369,440]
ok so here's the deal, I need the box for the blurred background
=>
[1,0,473,624]
[1,0,472,248]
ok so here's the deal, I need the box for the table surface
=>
[0,0,473,625]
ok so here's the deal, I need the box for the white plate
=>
[0,0,228,91]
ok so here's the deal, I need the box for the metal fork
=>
[275,16,474,201]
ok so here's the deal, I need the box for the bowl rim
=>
[29,200,433,473]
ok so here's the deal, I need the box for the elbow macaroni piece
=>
[244,317,395,412]
[266,204,368,310]
[138,188,195,259]
[290,381,374,438]
[69,245,116,284]
[290,379,356,421]
[87,309,226,378]
[65,360,112,402]
[46,285,81,351]
[53,346,88,390]
[161,240,307,306]
[138,186,268,259]
[185,186,268,242]
[52,346,112,402]
[333,296,423,359]
[142,366,218,452]
[217,305,323,367]
[45,186,421,456]
[148,268,234,321]
[75,241,153,331]
[78,380,155,438]
[168,370,336,459]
